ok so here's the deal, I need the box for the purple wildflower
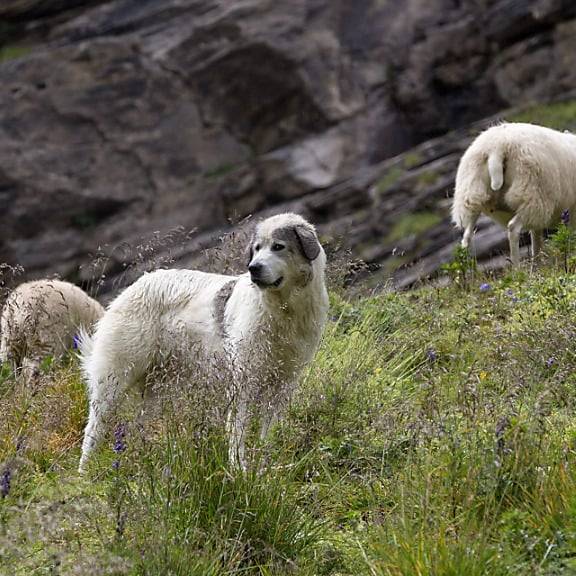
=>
[72,334,81,350]
[112,460,120,471]
[113,423,126,454]
[562,209,570,226]
[505,288,520,303]
[1,467,11,498]
[426,349,437,362]
[479,283,491,292]
[546,357,555,368]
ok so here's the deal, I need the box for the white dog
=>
[452,122,576,265]
[78,213,329,472]
[0,279,103,381]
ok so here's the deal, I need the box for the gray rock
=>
[0,0,575,293]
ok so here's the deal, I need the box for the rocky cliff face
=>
[1,0,576,294]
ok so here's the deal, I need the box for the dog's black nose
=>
[248,262,262,276]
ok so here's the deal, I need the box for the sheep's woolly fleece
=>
[0,279,103,378]
[452,122,576,264]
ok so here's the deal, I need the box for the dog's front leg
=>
[259,392,288,442]
[259,406,279,442]
[227,388,250,471]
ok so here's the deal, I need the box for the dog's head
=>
[247,213,324,292]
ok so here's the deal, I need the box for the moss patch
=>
[203,162,239,180]
[403,151,423,169]
[375,165,404,195]
[416,169,440,189]
[386,211,442,243]
[508,100,576,131]
[0,45,32,62]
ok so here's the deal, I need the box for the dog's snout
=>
[248,262,263,276]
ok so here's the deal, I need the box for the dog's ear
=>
[294,224,321,261]
[247,238,254,266]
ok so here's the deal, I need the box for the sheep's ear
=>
[294,225,321,261]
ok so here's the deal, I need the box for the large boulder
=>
[0,0,575,291]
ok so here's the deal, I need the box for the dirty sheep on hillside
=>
[0,279,104,380]
[452,122,576,265]
[78,213,329,472]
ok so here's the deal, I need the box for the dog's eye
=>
[271,243,285,252]
[254,244,261,251]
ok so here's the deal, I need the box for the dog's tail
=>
[75,325,95,393]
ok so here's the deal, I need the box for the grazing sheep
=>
[0,279,104,380]
[452,122,576,265]
[78,213,329,472]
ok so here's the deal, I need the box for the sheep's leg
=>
[78,373,127,473]
[20,356,41,385]
[530,230,543,260]
[461,217,478,250]
[507,214,523,266]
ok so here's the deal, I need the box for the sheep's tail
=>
[487,150,504,191]
[452,148,506,246]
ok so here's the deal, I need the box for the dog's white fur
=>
[78,213,329,472]
[0,279,103,380]
[452,122,576,265]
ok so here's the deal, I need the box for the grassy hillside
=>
[4,246,576,574]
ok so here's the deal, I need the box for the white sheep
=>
[452,122,576,265]
[0,279,104,379]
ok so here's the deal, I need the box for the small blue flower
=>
[505,288,520,303]
[1,468,11,498]
[546,357,555,368]
[426,349,437,362]
[112,460,120,471]
[72,334,81,350]
[479,283,491,292]
[562,209,570,226]
[113,423,126,454]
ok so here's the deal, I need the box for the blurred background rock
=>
[1,0,575,294]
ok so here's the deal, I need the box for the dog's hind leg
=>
[78,371,130,473]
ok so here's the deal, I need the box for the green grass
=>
[508,99,576,131]
[5,260,576,573]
